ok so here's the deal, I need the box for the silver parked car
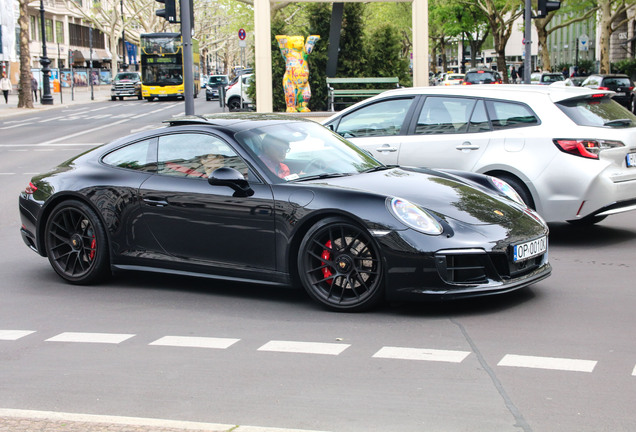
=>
[323,85,636,225]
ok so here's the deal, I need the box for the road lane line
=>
[632,365,636,376]
[372,346,471,363]
[0,122,35,130]
[88,106,111,112]
[46,332,135,344]
[39,117,130,144]
[149,336,239,349]
[38,115,66,123]
[0,330,35,340]
[498,354,597,372]
[258,340,350,355]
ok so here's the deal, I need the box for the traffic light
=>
[156,0,177,23]
[536,0,560,18]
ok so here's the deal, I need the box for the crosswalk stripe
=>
[373,346,471,363]
[149,336,239,349]
[46,332,135,344]
[498,354,597,372]
[0,330,36,340]
[258,340,350,355]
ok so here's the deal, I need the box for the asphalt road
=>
[1,97,636,432]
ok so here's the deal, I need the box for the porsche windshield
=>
[235,121,382,181]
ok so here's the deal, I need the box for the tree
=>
[17,0,32,108]
[533,0,597,72]
[597,0,636,73]
[461,0,523,83]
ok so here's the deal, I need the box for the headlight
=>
[389,197,443,235]
[489,176,525,205]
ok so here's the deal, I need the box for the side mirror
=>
[209,167,254,197]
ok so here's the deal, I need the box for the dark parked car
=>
[19,114,551,311]
[580,74,635,111]
[462,69,503,85]
[205,74,229,101]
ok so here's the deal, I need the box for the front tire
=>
[227,97,241,112]
[298,217,384,312]
[45,200,110,284]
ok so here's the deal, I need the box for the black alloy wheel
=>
[45,200,110,284]
[298,217,384,311]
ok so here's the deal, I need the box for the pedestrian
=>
[1,73,11,103]
[31,74,38,102]
[562,67,569,79]
[518,64,525,83]
[510,66,518,83]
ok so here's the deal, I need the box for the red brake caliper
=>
[89,237,96,260]
[321,240,333,285]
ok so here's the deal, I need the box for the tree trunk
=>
[18,0,33,108]
[536,20,551,71]
[599,1,612,74]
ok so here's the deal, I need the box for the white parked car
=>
[225,73,253,111]
[441,73,465,86]
[323,85,636,224]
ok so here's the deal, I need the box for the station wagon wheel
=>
[45,200,110,284]
[298,217,384,311]
[497,174,535,209]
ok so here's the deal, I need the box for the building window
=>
[45,19,53,42]
[55,21,64,44]
[30,16,37,40]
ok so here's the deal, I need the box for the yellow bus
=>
[140,33,200,101]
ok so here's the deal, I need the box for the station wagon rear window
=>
[557,96,636,128]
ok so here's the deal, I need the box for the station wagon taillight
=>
[553,139,624,159]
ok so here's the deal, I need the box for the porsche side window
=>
[415,97,476,135]
[102,138,156,172]
[335,98,414,138]
[467,100,490,133]
[156,133,250,179]
[485,100,539,130]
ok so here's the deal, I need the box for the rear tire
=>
[45,200,110,285]
[228,97,241,112]
[111,96,116,101]
[119,96,124,101]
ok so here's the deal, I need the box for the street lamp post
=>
[121,0,127,70]
[39,0,53,105]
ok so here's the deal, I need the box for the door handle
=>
[375,144,398,153]
[142,197,169,207]
[456,142,480,151]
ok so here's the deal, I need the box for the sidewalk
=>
[0,85,110,119]
[0,408,322,432]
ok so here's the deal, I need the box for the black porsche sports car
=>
[19,114,551,311]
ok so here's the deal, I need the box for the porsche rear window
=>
[556,96,636,128]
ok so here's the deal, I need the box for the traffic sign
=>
[238,29,246,41]
[579,34,589,52]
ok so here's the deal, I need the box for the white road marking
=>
[258,340,350,355]
[0,408,331,432]
[130,125,163,133]
[0,330,35,340]
[632,365,636,376]
[373,346,471,363]
[88,106,111,112]
[39,117,130,144]
[498,354,597,372]
[149,335,239,349]
[46,332,135,344]
[38,115,66,123]
[0,122,35,130]
[0,172,15,175]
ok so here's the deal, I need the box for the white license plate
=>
[615,92,626,96]
[627,152,636,167]
[513,236,547,262]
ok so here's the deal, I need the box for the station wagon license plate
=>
[513,236,547,262]
[627,152,636,167]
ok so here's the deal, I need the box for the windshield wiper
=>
[292,172,353,182]
[604,119,633,127]
[360,165,398,173]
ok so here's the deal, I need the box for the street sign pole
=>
[181,0,194,115]
[524,0,532,84]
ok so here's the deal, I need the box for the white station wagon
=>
[324,85,636,224]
